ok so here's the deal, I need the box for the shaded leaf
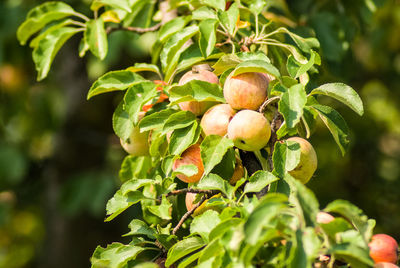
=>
[85,18,108,60]
[165,236,205,267]
[200,135,234,176]
[278,84,307,128]
[199,19,218,57]
[244,171,279,194]
[190,210,221,241]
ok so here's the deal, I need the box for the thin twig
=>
[172,196,207,235]
[161,188,216,199]
[106,23,162,34]
[258,96,280,113]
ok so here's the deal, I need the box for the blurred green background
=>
[0,0,399,267]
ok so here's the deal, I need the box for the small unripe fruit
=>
[224,72,269,110]
[200,104,236,136]
[374,263,400,268]
[316,212,335,224]
[287,137,318,184]
[120,126,150,156]
[227,110,271,151]
[369,234,399,264]
[172,144,204,183]
[178,68,219,116]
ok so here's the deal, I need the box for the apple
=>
[120,112,149,156]
[227,110,271,151]
[316,212,335,224]
[172,144,204,183]
[223,72,269,110]
[229,156,244,185]
[185,193,222,216]
[178,67,219,116]
[369,234,399,264]
[374,263,399,268]
[287,137,318,184]
[200,104,236,136]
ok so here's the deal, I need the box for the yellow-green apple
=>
[369,234,399,264]
[316,212,335,224]
[172,144,204,183]
[286,137,318,184]
[200,104,236,136]
[223,72,269,110]
[178,67,219,116]
[374,263,399,268]
[120,112,149,156]
[227,110,271,151]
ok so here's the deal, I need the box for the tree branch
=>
[160,188,216,199]
[106,23,162,34]
[172,195,207,235]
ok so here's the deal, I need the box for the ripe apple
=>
[200,104,236,136]
[229,156,244,185]
[316,212,335,224]
[223,72,269,110]
[227,110,271,151]
[375,263,400,268]
[287,137,318,184]
[172,144,204,183]
[178,67,219,116]
[369,234,399,264]
[120,112,149,156]
[374,263,399,268]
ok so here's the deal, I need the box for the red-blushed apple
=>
[172,144,204,183]
[374,262,399,268]
[178,67,219,116]
[316,212,335,224]
[120,112,149,156]
[227,110,271,151]
[369,234,399,264]
[200,104,236,136]
[229,156,244,185]
[223,72,269,110]
[286,137,318,184]
[185,192,197,212]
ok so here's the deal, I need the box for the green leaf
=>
[17,2,76,45]
[199,19,218,57]
[29,18,77,48]
[133,263,158,268]
[284,174,319,227]
[320,218,354,240]
[169,80,224,106]
[197,240,224,265]
[310,104,349,155]
[126,63,162,78]
[162,111,196,134]
[112,101,133,141]
[237,51,271,62]
[78,37,90,57]
[288,228,320,268]
[330,243,374,268]
[123,219,156,238]
[244,193,288,245]
[148,196,172,220]
[324,199,374,242]
[192,6,217,20]
[175,45,205,74]
[169,122,200,156]
[160,25,199,82]
[272,140,301,178]
[105,190,146,221]
[209,218,242,241]
[172,164,198,178]
[248,0,267,15]
[218,2,239,36]
[309,83,364,116]
[85,18,108,60]
[203,0,226,11]
[200,135,234,176]
[119,156,152,182]
[120,178,154,195]
[243,171,279,194]
[278,84,307,128]
[87,70,146,99]
[91,0,132,12]
[195,173,234,198]
[32,27,81,81]
[212,54,241,75]
[91,243,146,268]
[124,82,157,125]
[232,60,281,78]
[190,210,221,242]
[158,16,190,43]
[177,251,202,268]
[165,236,205,267]
[139,109,179,132]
